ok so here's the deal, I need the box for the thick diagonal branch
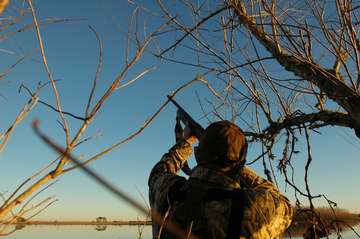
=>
[266,111,353,135]
[229,1,360,137]
[246,111,354,140]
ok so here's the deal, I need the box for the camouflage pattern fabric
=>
[148,140,293,239]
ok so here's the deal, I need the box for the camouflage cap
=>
[195,121,247,168]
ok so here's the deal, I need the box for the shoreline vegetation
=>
[1,208,359,237]
[2,207,358,225]
[1,220,152,226]
[286,207,360,237]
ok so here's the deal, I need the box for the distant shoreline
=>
[1,218,359,237]
[1,220,152,226]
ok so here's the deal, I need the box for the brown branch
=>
[245,110,354,140]
[0,0,9,15]
[219,56,275,73]
[25,198,58,221]
[38,99,86,121]
[63,76,200,173]
[229,1,360,133]
[32,120,199,239]
[265,111,354,136]
[85,25,103,117]
[0,57,25,80]
[18,83,83,121]
[27,0,70,144]
[155,54,216,71]
[0,94,39,153]
[0,2,172,226]
[0,18,86,41]
[304,127,315,210]
[158,5,228,57]
[88,19,172,119]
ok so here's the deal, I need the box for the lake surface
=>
[6,225,360,239]
[6,225,152,239]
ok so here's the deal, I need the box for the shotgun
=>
[167,95,205,176]
[167,95,205,139]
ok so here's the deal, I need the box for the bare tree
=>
[0,0,171,235]
[1,0,359,238]
[151,0,360,237]
[0,0,8,15]
[0,1,212,238]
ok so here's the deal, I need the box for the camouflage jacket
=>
[148,140,293,239]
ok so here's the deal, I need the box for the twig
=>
[63,77,199,172]
[116,66,157,90]
[38,99,86,121]
[27,0,70,144]
[0,94,38,153]
[85,25,103,117]
[158,4,228,57]
[0,57,25,80]
[32,120,199,239]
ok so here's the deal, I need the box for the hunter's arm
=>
[149,139,193,186]
[148,140,193,214]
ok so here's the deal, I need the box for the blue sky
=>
[1,0,359,221]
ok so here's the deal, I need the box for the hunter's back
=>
[159,166,293,239]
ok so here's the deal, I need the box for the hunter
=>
[148,120,293,239]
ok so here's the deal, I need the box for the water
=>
[4,225,360,239]
[5,225,152,239]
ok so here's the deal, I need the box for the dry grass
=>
[294,207,360,223]
[284,207,360,237]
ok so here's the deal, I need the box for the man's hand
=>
[184,123,197,145]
